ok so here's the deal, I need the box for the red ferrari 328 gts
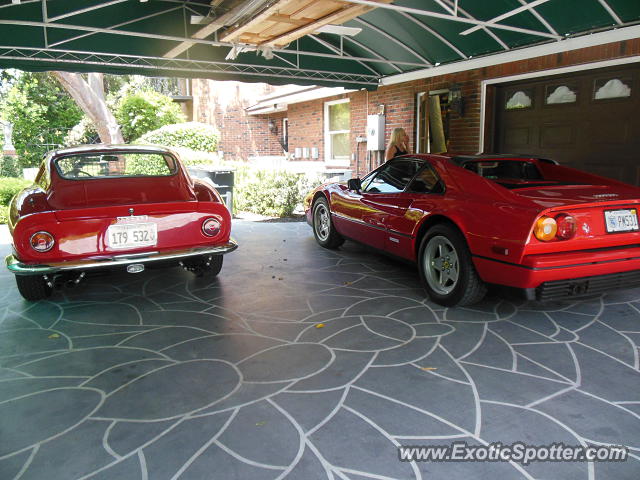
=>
[6,145,237,301]
[305,154,640,306]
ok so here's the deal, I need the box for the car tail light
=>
[30,231,55,252]
[202,218,221,237]
[555,213,577,240]
[534,216,557,242]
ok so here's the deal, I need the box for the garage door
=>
[493,63,640,184]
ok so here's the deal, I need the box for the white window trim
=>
[324,98,351,167]
[415,92,425,154]
[282,117,288,150]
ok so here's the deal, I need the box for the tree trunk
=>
[51,72,124,144]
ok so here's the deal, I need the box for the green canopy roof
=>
[0,0,638,89]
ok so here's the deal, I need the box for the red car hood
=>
[511,184,640,209]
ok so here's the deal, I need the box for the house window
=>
[324,99,350,166]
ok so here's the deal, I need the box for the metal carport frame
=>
[0,0,638,88]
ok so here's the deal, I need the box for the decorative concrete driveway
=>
[1,221,639,480]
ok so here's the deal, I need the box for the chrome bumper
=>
[6,239,238,276]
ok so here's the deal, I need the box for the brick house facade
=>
[192,37,640,177]
[191,80,286,160]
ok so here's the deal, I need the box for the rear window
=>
[55,152,178,179]
[462,160,542,181]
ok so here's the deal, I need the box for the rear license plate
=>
[107,223,157,249]
[604,209,639,233]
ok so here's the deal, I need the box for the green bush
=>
[0,177,31,206]
[136,122,219,152]
[123,154,171,177]
[115,90,185,142]
[126,122,219,176]
[233,166,324,217]
[0,205,8,225]
[123,148,218,177]
[0,156,21,178]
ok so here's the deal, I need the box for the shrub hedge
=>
[115,90,185,142]
[233,165,324,217]
[0,177,32,223]
[0,177,31,206]
[0,206,9,225]
[125,122,220,176]
[136,122,219,152]
[0,156,21,178]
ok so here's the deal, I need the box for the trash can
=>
[188,166,235,213]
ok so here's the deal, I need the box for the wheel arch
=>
[414,214,468,258]
[312,190,329,207]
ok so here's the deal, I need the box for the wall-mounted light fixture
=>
[448,83,464,117]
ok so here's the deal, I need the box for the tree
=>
[2,72,83,167]
[51,72,124,144]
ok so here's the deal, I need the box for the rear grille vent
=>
[536,270,640,301]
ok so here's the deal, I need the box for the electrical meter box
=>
[367,115,385,151]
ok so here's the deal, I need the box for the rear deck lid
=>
[507,184,640,209]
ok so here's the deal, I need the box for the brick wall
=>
[191,80,285,160]
[287,98,326,163]
[192,39,640,171]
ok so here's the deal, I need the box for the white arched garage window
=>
[324,98,350,166]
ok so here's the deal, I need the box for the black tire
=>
[15,275,52,301]
[183,254,223,277]
[312,197,344,249]
[418,223,487,307]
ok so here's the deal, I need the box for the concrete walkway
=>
[0,221,638,479]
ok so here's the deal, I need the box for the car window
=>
[359,168,379,191]
[462,160,542,180]
[363,159,423,193]
[407,165,444,194]
[55,152,178,179]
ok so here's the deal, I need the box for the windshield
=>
[55,152,178,179]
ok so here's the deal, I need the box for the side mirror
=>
[347,178,362,192]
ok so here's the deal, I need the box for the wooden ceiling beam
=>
[221,0,393,47]
[261,1,389,47]
[267,13,312,27]
[220,0,300,43]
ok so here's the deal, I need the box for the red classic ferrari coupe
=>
[6,145,237,300]
[305,154,640,306]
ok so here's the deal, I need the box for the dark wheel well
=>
[415,216,465,258]
[313,191,328,207]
